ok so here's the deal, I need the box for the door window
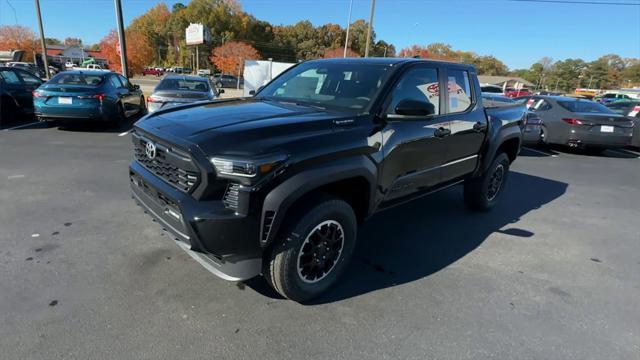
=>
[387,67,440,115]
[447,69,473,113]
[109,75,123,88]
[0,70,21,85]
[16,70,42,85]
[117,75,131,89]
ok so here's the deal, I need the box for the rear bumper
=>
[567,128,632,148]
[34,103,113,121]
[129,161,262,281]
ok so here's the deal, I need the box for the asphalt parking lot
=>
[1,120,639,359]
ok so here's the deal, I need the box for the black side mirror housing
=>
[249,90,256,96]
[133,84,140,90]
[395,99,435,117]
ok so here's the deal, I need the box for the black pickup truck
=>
[130,58,525,302]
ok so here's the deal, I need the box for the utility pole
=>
[34,0,49,79]
[343,0,353,58]
[114,0,128,77]
[364,0,376,58]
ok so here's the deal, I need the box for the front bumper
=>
[129,161,262,281]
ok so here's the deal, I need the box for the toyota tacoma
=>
[129,58,525,302]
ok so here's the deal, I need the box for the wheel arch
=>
[260,156,377,248]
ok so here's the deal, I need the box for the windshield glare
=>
[157,79,210,92]
[558,100,616,114]
[258,62,391,111]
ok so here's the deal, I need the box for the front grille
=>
[132,132,200,193]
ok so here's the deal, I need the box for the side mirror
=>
[133,84,140,90]
[217,88,225,95]
[249,90,256,96]
[394,99,435,117]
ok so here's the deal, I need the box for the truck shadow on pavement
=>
[262,171,567,304]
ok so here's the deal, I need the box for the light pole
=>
[364,0,376,58]
[343,0,353,58]
[34,0,49,79]
[114,0,128,77]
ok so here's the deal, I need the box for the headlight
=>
[211,155,287,179]
[211,158,258,177]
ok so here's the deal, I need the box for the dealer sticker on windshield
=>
[58,97,72,105]
[600,125,614,133]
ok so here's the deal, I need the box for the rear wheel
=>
[263,196,357,303]
[116,102,126,122]
[464,152,510,211]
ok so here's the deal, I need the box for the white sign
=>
[186,23,210,45]
[243,60,296,97]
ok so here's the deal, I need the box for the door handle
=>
[434,127,451,138]
[473,122,487,132]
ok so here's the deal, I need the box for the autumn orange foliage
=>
[99,29,154,76]
[0,25,38,61]
[210,41,260,75]
[398,45,429,59]
[323,48,359,58]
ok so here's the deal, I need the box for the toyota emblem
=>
[145,141,157,159]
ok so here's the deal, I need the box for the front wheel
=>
[263,196,357,303]
[464,152,510,211]
[138,96,147,116]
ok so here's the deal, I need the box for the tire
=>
[263,196,357,303]
[1,97,17,125]
[537,126,548,147]
[116,102,126,122]
[464,152,510,212]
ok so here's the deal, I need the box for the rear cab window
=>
[447,69,473,113]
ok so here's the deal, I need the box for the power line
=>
[506,0,640,5]
[5,0,18,24]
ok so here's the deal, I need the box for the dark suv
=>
[130,58,524,302]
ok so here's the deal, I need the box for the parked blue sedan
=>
[33,70,145,123]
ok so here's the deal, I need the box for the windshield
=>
[257,62,391,111]
[49,73,104,86]
[558,100,616,114]
[157,79,210,92]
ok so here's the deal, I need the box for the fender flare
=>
[259,156,377,247]
[476,124,522,176]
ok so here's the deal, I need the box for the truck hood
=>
[135,98,349,156]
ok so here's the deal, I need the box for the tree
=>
[0,25,38,61]
[398,45,429,58]
[210,41,259,74]
[128,2,172,64]
[472,56,509,76]
[64,37,82,47]
[99,29,154,76]
[45,37,62,46]
[323,47,359,58]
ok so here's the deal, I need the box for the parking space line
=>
[118,130,131,137]
[522,147,558,157]
[3,121,42,131]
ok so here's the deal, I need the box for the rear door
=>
[0,69,32,110]
[379,63,450,205]
[439,66,487,182]
[116,74,137,112]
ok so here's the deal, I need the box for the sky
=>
[1,0,639,69]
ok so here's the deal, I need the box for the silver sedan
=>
[147,75,220,113]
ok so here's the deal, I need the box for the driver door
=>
[379,64,451,206]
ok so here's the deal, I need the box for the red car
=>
[504,88,532,98]
[142,67,163,77]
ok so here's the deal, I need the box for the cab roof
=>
[305,57,477,70]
